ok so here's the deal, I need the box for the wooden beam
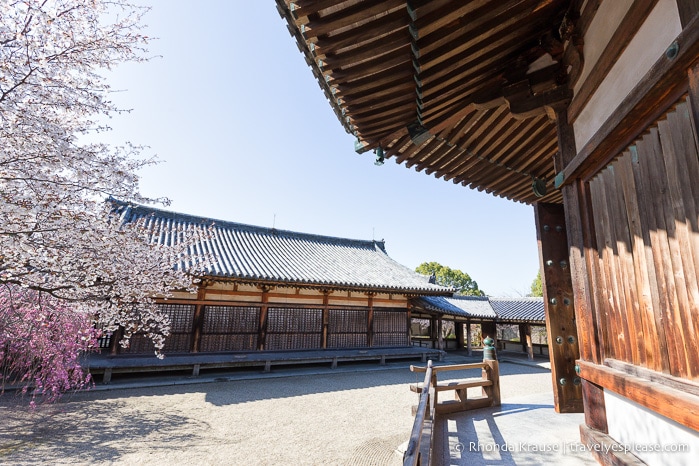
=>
[577,359,699,431]
[302,0,404,40]
[676,0,699,27]
[568,0,660,123]
[560,12,699,185]
[535,202,584,413]
[605,358,699,397]
[579,425,646,466]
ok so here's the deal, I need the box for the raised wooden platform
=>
[85,347,445,383]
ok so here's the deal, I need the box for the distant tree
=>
[415,262,485,296]
[529,271,543,297]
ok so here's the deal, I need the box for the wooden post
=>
[582,379,608,434]
[553,105,600,366]
[407,303,412,346]
[109,326,124,356]
[257,287,269,351]
[523,324,534,360]
[191,287,206,353]
[455,321,465,349]
[535,202,583,413]
[430,316,437,347]
[367,293,374,347]
[482,360,501,407]
[466,319,472,356]
[480,321,496,341]
[321,290,329,349]
[437,316,443,350]
[518,324,528,353]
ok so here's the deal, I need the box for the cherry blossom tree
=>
[0,284,101,406]
[1,0,200,400]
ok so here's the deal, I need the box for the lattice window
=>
[327,308,368,348]
[265,307,322,350]
[200,305,259,352]
[120,304,196,354]
[373,309,408,347]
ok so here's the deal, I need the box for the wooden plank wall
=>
[587,96,699,379]
[116,303,410,354]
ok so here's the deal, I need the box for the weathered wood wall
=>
[108,284,411,355]
[586,97,699,379]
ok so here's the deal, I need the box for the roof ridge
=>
[109,198,385,249]
[488,296,544,301]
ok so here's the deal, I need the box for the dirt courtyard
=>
[0,358,556,465]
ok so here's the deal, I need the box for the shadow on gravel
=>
[0,398,209,463]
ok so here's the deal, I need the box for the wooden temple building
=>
[90,201,450,380]
[276,0,699,463]
[411,295,547,359]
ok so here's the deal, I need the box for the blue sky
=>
[103,1,541,296]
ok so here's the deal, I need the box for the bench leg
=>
[421,353,427,362]
[103,368,112,384]
[456,388,468,403]
[264,360,271,372]
[192,364,200,377]
[380,355,386,366]
[331,357,338,369]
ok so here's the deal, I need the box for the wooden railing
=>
[403,360,435,466]
[410,360,500,414]
[403,357,501,465]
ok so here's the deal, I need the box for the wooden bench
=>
[410,361,500,414]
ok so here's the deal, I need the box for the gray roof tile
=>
[489,297,545,323]
[113,200,452,295]
[415,296,545,323]
[417,296,497,319]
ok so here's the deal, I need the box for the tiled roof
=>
[415,296,545,323]
[416,296,497,319]
[112,200,452,295]
[489,297,545,323]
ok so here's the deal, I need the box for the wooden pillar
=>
[190,287,206,353]
[554,105,600,366]
[466,319,472,356]
[321,290,329,349]
[257,287,269,351]
[518,324,528,353]
[437,317,443,350]
[482,359,501,407]
[524,324,534,360]
[109,326,124,356]
[455,321,465,349]
[430,316,437,343]
[480,321,496,341]
[688,62,699,148]
[535,202,583,413]
[367,293,374,347]
[406,302,412,345]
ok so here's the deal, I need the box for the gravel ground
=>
[0,356,559,465]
